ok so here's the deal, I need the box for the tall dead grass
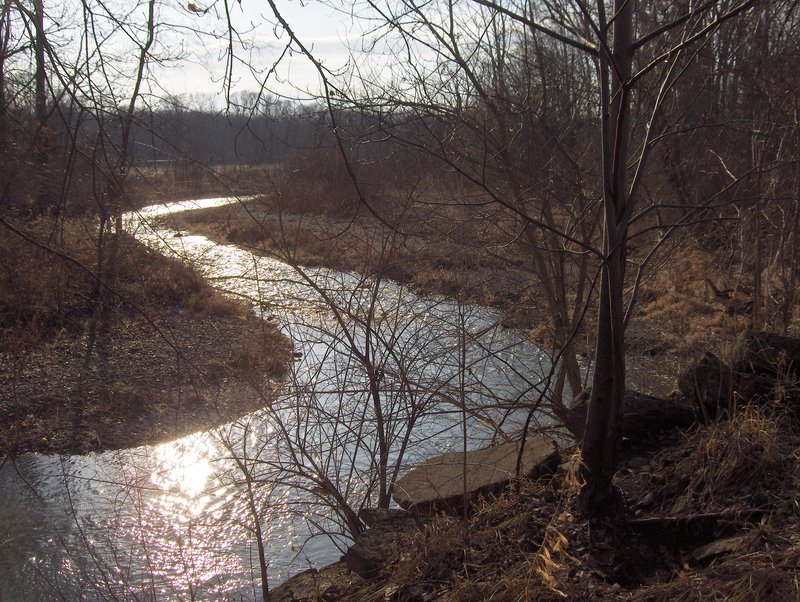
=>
[654,404,798,515]
[631,540,800,601]
[0,218,94,349]
[0,217,247,351]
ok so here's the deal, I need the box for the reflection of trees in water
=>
[1,203,553,598]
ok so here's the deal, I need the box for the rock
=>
[733,331,800,377]
[391,435,559,513]
[566,391,695,441]
[678,344,800,419]
[270,562,364,601]
[342,509,425,578]
[358,507,420,528]
[677,352,731,419]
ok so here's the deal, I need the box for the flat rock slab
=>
[392,435,559,512]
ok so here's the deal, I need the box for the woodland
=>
[1,0,800,599]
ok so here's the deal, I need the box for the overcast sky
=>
[147,0,363,102]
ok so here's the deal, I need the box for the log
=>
[622,509,765,548]
[566,390,696,441]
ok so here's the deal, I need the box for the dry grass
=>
[0,217,95,349]
[168,188,795,371]
[652,405,798,515]
[116,233,247,318]
[0,217,249,351]
[204,324,291,383]
[631,551,800,601]
[629,244,749,358]
[0,214,294,453]
[341,404,800,601]
[346,478,584,601]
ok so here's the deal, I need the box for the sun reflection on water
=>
[150,435,216,515]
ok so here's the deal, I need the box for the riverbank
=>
[160,199,800,599]
[0,313,290,454]
[348,410,800,600]
[0,216,291,455]
[273,342,800,600]
[163,197,762,376]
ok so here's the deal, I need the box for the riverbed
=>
[0,197,556,600]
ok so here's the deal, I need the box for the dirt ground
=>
[0,312,291,455]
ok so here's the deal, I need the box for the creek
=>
[0,197,558,600]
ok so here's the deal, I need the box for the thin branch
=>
[470,0,599,55]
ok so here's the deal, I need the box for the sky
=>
[146,0,366,102]
[10,0,431,109]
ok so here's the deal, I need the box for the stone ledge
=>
[392,435,559,512]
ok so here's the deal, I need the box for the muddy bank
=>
[0,312,291,455]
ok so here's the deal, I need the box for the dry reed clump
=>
[0,217,249,352]
[380,515,469,600]
[626,241,760,358]
[112,232,248,319]
[654,404,798,514]
[370,479,582,601]
[205,326,292,383]
[630,542,800,601]
[0,218,94,349]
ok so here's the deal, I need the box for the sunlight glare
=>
[151,435,216,505]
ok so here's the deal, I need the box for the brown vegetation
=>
[319,389,800,600]
[165,193,795,379]
[0,217,292,454]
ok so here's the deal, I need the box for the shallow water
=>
[1,197,555,600]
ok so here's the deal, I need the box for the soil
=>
[0,312,291,455]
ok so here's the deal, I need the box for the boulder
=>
[270,562,364,601]
[342,508,424,578]
[391,435,559,513]
[677,352,732,419]
[678,344,798,419]
[732,331,800,377]
[566,390,696,440]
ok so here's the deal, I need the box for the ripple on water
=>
[2,197,555,599]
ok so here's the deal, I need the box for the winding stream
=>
[0,197,556,600]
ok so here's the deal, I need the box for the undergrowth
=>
[344,404,800,601]
[0,216,246,351]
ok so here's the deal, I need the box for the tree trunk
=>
[578,0,633,514]
[579,243,626,513]
[33,0,49,210]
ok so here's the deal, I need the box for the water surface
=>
[0,197,554,599]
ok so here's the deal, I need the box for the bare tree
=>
[267,0,762,513]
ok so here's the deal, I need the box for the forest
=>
[1,0,800,599]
